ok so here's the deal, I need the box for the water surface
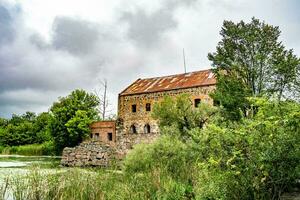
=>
[0,155,61,180]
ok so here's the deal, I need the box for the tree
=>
[34,112,52,143]
[93,79,113,120]
[208,18,300,120]
[194,98,300,199]
[65,110,92,146]
[152,94,218,141]
[0,118,8,127]
[0,113,38,146]
[49,89,99,152]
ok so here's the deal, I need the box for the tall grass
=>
[0,141,56,156]
[0,137,195,200]
[0,177,9,200]
[0,146,4,154]
[0,166,193,200]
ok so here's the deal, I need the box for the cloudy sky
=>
[0,0,300,118]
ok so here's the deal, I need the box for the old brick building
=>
[117,69,216,137]
[62,69,216,166]
[90,69,216,148]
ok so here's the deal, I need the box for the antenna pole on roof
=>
[183,48,187,73]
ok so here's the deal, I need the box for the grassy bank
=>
[0,167,190,200]
[1,166,299,200]
[0,142,56,156]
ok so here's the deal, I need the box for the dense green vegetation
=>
[49,89,99,152]
[0,96,299,200]
[0,142,55,156]
[0,89,99,155]
[0,112,51,146]
[126,96,300,199]
[208,18,300,120]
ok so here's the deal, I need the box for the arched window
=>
[130,124,137,134]
[144,124,151,134]
[145,103,151,111]
[194,98,201,108]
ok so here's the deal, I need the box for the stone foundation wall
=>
[116,131,159,156]
[61,131,159,167]
[61,141,117,167]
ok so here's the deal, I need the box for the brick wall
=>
[90,121,116,145]
[118,85,215,135]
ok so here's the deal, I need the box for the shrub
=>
[124,135,195,181]
[124,135,197,198]
[193,99,300,199]
[0,142,56,156]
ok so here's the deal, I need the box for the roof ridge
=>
[119,68,216,96]
[118,78,141,96]
[139,68,213,81]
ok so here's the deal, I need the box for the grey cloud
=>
[29,34,50,49]
[52,17,100,55]
[120,0,198,48]
[0,4,17,45]
[165,0,197,9]
[1,0,300,118]
[121,8,177,48]
[0,7,123,117]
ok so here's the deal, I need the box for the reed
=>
[0,142,55,156]
[0,166,190,200]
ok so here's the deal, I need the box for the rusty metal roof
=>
[90,121,116,128]
[120,69,216,96]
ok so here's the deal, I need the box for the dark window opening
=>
[130,124,137,134]
[107,132,113,141]
[132,104,137,113]
[213,99,220,106]
[194,98,201,107]
[90,133,93,138]
[146,103,151,111]
[144,124,151,134]
[94,133,99,140]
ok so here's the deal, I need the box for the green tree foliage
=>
[0,118,8,127]
[195,99,300,199]
[152,94,218,141]
[49,89,99,152]
[126,95,300,199]
[0,112,51,146]
[208,18,300,120]
[34,112,52,143]
[65,110,92,146]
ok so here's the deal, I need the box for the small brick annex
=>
[61,69,216,167]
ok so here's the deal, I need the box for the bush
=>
[0,142,56,156]
[0,146,4,152]
[151,95,300,199]
[124,135,195,181]
[124,135,197,198]
[193,99,300,199]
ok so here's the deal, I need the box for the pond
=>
[0,155,61,181]
[0,155,61,166]
[0,155,63,200]
[0,155,61,177]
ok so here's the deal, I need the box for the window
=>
[145,103,151,111]
[132,104,137,113]
[94,133,99,140]
[90,133,93,139]
[107,132,113,141]
[213,99,220,106]
[144,124,151,134]
[194,98,201,108]
[130,124,137,134]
